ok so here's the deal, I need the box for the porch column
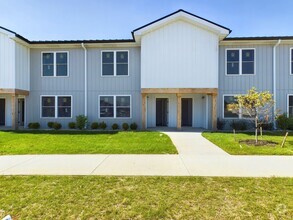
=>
[141,93,146,130]
[11,94,18,130]
[212,93,217,130]
[177,93,182,130]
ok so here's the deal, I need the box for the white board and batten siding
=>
[141,20,219,89]
[0,31,30,91]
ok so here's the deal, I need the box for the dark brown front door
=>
[0,99,5,126]
[182,98,192,126]
[156,98,168,126]
[18,98,25,126]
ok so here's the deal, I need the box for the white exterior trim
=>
[98,95,132,119]
[101,50,129,77]
[41,51,69,77]
[222,94,240,119]
[225,48,256,76]
[40,95,73,119]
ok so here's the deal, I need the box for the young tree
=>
[227,87,274,143]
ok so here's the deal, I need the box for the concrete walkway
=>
[0,132,292,177]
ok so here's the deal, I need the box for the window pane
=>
[116,64,128,76]
[242,50,254,62]
[117,107,130,118]
[290,96,293,106]
[289,96,293,117]
[291,62,293,74]
[116,96,130,107]
[42,97,55,117]
[100,107,114,117]
[58,97,71,107]
[291,49,293,62]
[58,107,71,117]
[242,62,254,74]
[224,96,238,118]
[43,64,54,76]
[227,62,239,75]
[100,96,114,106]
[102,64,114,76]
[102,52,114,63]
[58,97,71,117]
[43,53,53,64]
[56,53,67,64]
[116,52,128,63]
[56,65,68,76]
[227,50,239,62]
[289,107,293,117]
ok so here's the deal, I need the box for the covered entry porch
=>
[0,89,29,129]
[141,88,217,130]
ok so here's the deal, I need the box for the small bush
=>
[52,122,62,130]
[260,123,273,131]
[230,120,247,131]
[28,122,40,129]
[130,122,138,131]
[91,122,99,129]
[76,115,88,130]
[122,123,129,131]
[100,122,107,130]
[276,114,290,131]
[47,122,54,129]
[112,123,119,130]
[217,118,225,130]
[68,122,76,129]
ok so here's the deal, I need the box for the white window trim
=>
[101,50,129,77]
[289,47,293,76]
[223,94,240,119]
[40,95,73,119]
[225,48,256,76]
[41,51,70,77]
[98,95,132,119]
[288,94,293,117]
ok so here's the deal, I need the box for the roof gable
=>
[132,9,231,41]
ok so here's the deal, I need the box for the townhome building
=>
[0,9,292,130]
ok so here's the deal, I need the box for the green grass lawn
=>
[0,131,177,155]
[202,131,293,155]
[0,176,292,219]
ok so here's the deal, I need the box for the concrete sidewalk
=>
[0,132,292,177]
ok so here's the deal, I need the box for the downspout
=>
[81,43,87,117]
[273,39,281,129]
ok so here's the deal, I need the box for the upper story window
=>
[41,95,72,118]
[288,95,293,117]
[102,51,129,76]
[99,95,131,118]
[290,49,293,75]
[42,52,69,77]
[226,49,255,75]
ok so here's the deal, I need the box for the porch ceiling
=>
[141,88,218,95]
[0,89,29,96]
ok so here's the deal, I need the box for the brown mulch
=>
[239,139,278,147]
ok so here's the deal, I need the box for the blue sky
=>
[1,0,293,41]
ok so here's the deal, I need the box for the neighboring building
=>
[0,9,292,130]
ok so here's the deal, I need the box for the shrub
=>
[112,123,119,130]
[100,122,107,130]
[76,115,88,130]
[28,122,40,129]
[91,122,99,129]
[47,122,54,129]
[276,113,290,130]
[130,122,138,131]
[52,122,62,130]
[122,123,129,131]
[217,118,225,130]
[260,123,273,131]
[68,122,76,129]
[230,120,247,131]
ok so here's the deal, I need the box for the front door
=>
[18,98,25,126]
[156,98,168,126]
[0,99,5,126]
[182,98,192,126]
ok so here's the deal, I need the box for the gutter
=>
[273,39,281,128]
[81,43,87,117]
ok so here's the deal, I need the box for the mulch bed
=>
[239,139,278,147]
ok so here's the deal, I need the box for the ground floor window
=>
[223,95,239,119]
[41,96,72,118]
[289,95,293,117]
[99,95,131,118]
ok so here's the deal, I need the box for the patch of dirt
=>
[239,139,277,147]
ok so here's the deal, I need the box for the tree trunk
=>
[255,117,258,144]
